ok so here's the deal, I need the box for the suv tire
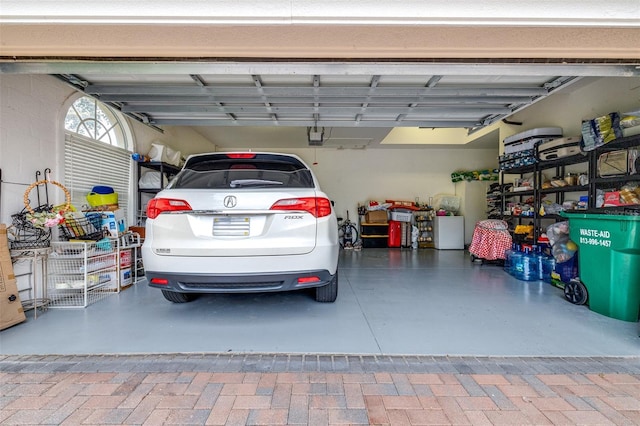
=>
[162,290,195,303]
[315,271,338,303]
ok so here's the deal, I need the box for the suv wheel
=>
[315,271,338,303]
[162,290,195,303]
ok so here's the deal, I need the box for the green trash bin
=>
[561,212,640,322]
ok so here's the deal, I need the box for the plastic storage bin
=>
[86,192,118,207]
[390,210,413,222]
[562,212,640,322]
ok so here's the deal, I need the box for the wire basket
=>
[58,213,107,241]
[9,206,52,250]
[13,178,73,249]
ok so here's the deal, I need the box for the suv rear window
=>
[171,153,315,189]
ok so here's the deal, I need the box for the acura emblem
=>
[223,195,237,208]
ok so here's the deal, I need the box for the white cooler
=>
[434,216,464,249]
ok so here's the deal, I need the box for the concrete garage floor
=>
[1,249,638,356]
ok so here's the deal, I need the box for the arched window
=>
[64,96,133,219]
[64,96,131,149]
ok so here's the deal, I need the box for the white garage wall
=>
[280,147,497,221]
[0,74,70,224]
[0,75,215,226]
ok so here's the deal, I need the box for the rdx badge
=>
[284,215,304,220]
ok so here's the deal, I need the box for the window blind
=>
[64,133,132,218]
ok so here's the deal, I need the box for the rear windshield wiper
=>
[229,179,284,188]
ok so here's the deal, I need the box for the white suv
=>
[142,152,339,303]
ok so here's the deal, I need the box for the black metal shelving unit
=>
[535,153,590,237]
[498,133,640,242]
[499,152,590,242]
[498,163,536,241]
[136,161,181,224]
[587,134,640,209]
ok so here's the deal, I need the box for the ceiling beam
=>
[2,62,638,77]
[121,105,513,115]
[98,94,536,104]
[149,118,481,127]
[85,85,551,97]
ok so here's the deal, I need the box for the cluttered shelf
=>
[496,128,591,242]
[538,153,589,168]
[502,213,536,219]
[136,161,181,174]
[539,184,589,194]
[359,222,389,237]
[538,213,569,221]
[138,188,163,195]
[136,160,181,224]
[592,174,640,185]
[586,131,639,209]
[592,133,640,153]
[501,189,535,197]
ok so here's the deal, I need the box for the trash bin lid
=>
[561,211,640,221]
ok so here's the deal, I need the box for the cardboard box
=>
[129,226,146,239]
[0,278,26,330]
[100,209,127,237]
[120,267,133,288]
[365,210,388,223]
[0,225,16,284]
[0,225,26,330]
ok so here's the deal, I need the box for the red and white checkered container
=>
[468,219,513,261]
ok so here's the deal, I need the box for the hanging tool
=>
[34,170,41,208]
[44,168,52,210]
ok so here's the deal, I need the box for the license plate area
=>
[213,216,250,236]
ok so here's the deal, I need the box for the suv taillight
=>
[270,197,332,218]
[147,198,192,219]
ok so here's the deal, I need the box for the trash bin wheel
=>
[564,279,588,305]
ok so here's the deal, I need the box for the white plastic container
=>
[390,210,413,222]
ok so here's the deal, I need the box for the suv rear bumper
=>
[146,270,334,294]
